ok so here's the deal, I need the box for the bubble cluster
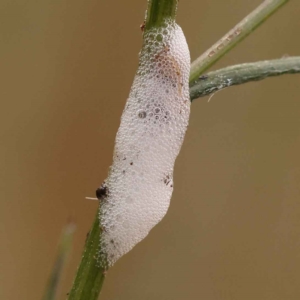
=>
[98,21,190,267]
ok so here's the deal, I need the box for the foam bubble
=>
[98,21,190,267]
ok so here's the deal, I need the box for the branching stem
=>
[190,57,300,100]
[66,1,295,300]
[189,0,290,84]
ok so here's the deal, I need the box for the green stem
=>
[145,0,178,30]
[190,57,300,101]
[68,0,178,300]
[67,1,179,298]
[189,0,290,84]
[67,211,105,300]
[43,222,76,300]
[67,1,294,300]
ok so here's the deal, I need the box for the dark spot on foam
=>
[138,111,146,118]
[163,174,172,187]
[96,183,108,200]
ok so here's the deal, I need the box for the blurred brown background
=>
[1,0,300,299]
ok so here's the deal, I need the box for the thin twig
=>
[190,57,300,100]
[189,0,290,84]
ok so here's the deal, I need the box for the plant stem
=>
[67,1,179,299]
[67,1,296,300]
[43,222,76,300]
[68,0,178,300]
[190,57,300,100]
[67,211,105,300]
[189,0,290,84]
[145,0,178,30]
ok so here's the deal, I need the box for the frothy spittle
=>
[98,20,190,267]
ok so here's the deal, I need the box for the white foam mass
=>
[98,21,190,267]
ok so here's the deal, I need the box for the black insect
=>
[96,183,108,200]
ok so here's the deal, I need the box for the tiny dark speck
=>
[85,231,90,243]
[130,162,133,165]
[199,75,208,80]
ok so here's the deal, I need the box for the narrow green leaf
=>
[43,222,76,300]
